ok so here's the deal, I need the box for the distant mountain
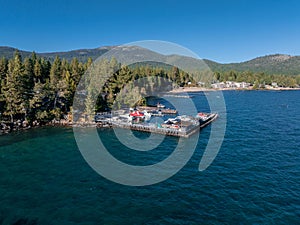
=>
[0,46,112,62]
[204,54,300,75]
[1,46,300,75]
[99,46,209,73]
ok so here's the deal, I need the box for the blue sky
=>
[1,0,300,63]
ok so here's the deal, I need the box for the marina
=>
[93,108,218,138]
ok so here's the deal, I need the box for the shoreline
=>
[169,87,300,93]
[0,120,72,135]
[1,87,299,135]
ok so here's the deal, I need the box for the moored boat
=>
[196,112,218,127]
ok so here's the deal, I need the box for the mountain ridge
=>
[1,46,299,75]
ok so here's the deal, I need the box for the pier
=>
[137,106,177,114]
[94,113,218,138]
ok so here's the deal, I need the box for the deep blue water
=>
[0,90,299,225]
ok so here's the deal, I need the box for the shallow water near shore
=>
[0,90,299,224]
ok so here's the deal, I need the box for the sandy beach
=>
[169,87,300,93]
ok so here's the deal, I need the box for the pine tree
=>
[50,56,62,108]
[50,56,62,86]
[2,51,26,122]
[33,59,42,82]
[21,57,35,119]
[0,57,8,80]
[85,87,96,121]
[86,57,93,69]
[0,57,8,94]
[70,57,81,85]
[0,57,8,114]
[23,57,34,93]
[41,58,51,82]
[29,81,54,122]
[31,52,37,65]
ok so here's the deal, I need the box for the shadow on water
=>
[11,218,38,225]
[0,127,73,148]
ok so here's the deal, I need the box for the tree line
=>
[0,51,299,124]
[0,51,192,124]
[214,70,300,88]
[0,51,90,123]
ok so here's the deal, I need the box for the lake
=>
[0,90,299,224]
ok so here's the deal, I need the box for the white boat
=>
[143,110,152,121]
[157,103,165,108]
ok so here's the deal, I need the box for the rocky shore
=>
[0,118,111,135]
[0,119,71,135]
[0,120,33,135]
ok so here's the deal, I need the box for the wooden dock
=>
[111,121,190,137]
[137,106,177,114]
[97,113,218,138]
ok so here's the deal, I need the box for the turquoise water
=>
[0,90,300,224]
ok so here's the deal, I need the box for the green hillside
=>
[0,46,110,62]
[204,54,300,75]
[1,46,300,75]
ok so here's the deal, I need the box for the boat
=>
[161,117,181,129]
[196,112,218,127]
[156,102,165,108]
[129,111,144,117]
[196,112,209,120]
[142,110,152,121]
